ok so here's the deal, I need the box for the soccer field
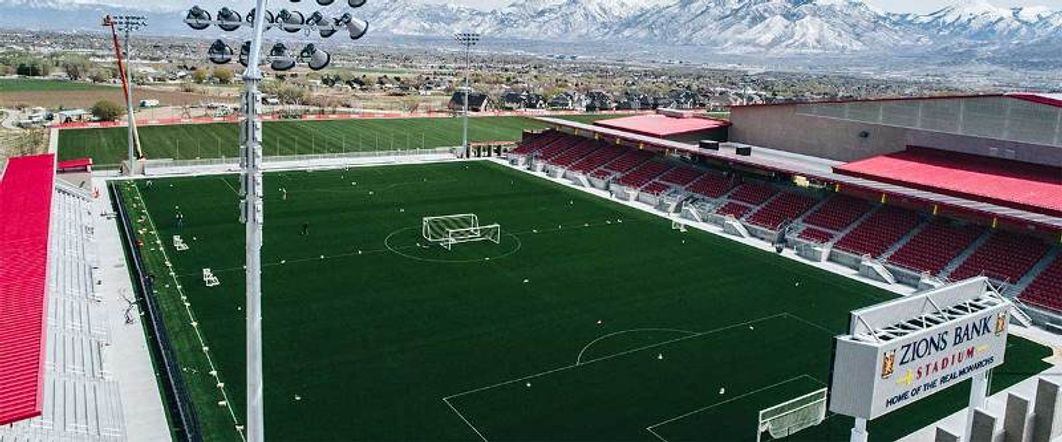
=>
[116,161,1050,441]
[59,115,614,166]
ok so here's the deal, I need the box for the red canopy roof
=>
[835,147,1062,217]
[0,153,55,425]
[594,114,730,137]
[57,157,93,172]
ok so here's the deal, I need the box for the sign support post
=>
[965,370,991,440]
[850,417,869,442]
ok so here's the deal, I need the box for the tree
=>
[91,100,125,121]
[213,67,233,84]
[60,55,93,81]
[192,68,209,84]
[15,57,50,77]
[88,68,113,83]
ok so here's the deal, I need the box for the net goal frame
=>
[756,387,828,442]
[422,214,501,251]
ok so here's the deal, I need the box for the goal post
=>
[422,214,501,250]
[757,388,828,441]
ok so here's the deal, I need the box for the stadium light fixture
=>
[299,44,331,71]
[180,2,369,441]
[454,32,480,159]
[208,39,235,64]
[217,7,243,31]
[269,43,297,71]
[277,9,305,33]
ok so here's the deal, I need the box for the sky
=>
[68,0,1062,14]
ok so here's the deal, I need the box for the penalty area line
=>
[442,397,489,442]
[645,374,820,434]
[442,312,787,402]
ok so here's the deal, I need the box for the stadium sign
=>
[829,277,1010,421]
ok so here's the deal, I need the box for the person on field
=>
[301,222,310,236]
[281,187,288,201]
[175,211,184,229]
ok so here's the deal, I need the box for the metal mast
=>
[108,15,146,176]
[454,32,479,158]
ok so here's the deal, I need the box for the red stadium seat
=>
[728,183,778,206]
[834,207,922,258]
[616,161,672,190]
[886,221,983,275]
[950,232,1049,283]
[716,201,752,219]
[746,192,818,230]
[802,195,871,232]
[1019,255,1062,313]
[687,173,735,198]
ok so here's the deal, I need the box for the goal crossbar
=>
[422,214,501,250]
[757,387,828,441]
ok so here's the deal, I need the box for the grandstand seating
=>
[641,182,670,195]
[547,140,599,168]
[746,192,818,230]
[657,166,702,187]
[716,202,752,219]
[570,144,624,173]
[602,150,653,174]
[617,161,671,189]
[834,207,922,257]
[537,136,584,161]
[802,195,872,232]
[1020,256,1062,313]
[950,232,1050,283]
[798,227,835,244]
[0,182,126,441]
[687,173,735,199]
[886,221,984,275]
[727,183,778,205]
[510,130,562,155]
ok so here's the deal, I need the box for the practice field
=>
[116,161,1050,441]
[59,114,616,165]
[0,78,119,92]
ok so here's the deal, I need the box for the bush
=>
[91,100,125,121]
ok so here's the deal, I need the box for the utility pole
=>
[454,32,479,159]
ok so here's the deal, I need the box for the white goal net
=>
[757,388,828,441]
[422,214,501,250]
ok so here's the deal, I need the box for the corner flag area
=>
[114,161,1050,441]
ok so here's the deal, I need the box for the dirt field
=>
[0,85,221,109]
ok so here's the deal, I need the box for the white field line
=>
[133,184,245,440]
[444,312,786,403]
[645,374,824,435]
[442,397,489,442]
[575,328,698,366]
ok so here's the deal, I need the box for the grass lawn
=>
[0,78,118,93]
[59,115,616,165]
[116,161,1050,441]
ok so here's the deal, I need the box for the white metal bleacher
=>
[0,185,126,442]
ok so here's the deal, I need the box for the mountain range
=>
[1,0,1060,64]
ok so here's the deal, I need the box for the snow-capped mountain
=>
[0,0,1060,60]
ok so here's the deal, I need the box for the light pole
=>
[183,2,368,440]
[106,15,146,176]
[454,32,479,159]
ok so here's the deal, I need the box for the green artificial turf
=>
[118,161,1050,441]
[58,114,616,165]
[0,78,119,92]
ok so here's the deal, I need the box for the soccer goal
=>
[422,214,501,250]
[756,388,828,441]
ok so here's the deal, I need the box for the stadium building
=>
[1,94,1061,441]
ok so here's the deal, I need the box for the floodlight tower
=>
[183,2,368,440]
[105,15,146,176]
[454,32,479,158]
